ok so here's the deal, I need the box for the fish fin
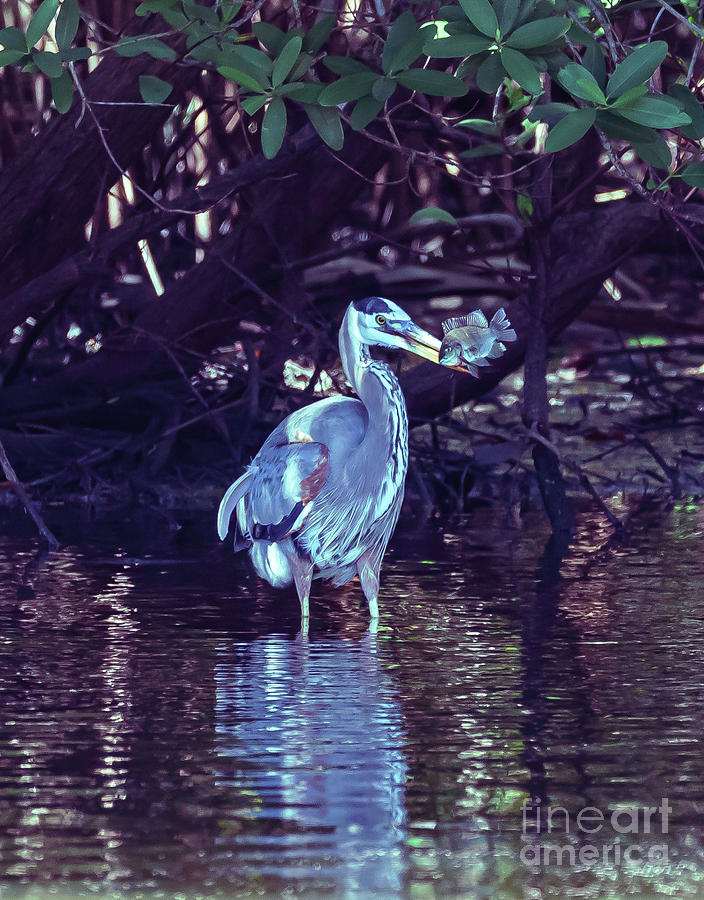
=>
[441,317,460,334]
[486,342,506,359]
[489,308,517,341]
[441,310,488,333]
[466,362,479,378]
[217,468,254,541]
[473,356,491,366]
[490,307,508,327]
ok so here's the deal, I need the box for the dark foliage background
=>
[1,0,703,534]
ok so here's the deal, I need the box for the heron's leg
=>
[358,551,381,620]
[290,553,313,622]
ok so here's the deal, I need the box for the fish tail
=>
[490,308,517,342]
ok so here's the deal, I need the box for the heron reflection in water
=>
[218,297,461,622]
[214,630,407,894]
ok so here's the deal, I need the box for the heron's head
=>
[346,297,441,363]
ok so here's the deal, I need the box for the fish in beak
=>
[397,321,471,374]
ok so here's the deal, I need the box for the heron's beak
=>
[396,322,442,364]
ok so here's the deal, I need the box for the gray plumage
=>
[217,297,443,623]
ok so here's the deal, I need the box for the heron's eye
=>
[375,314,386,326]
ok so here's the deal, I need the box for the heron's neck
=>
[338,313,408,463]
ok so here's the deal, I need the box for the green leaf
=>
[372,76,397,102]
[50,68,73,113]
[241,94,268,115]
[252,22,286,55]
[115,36,176,60]
[272,34,301,87]
[545,106,595,152]
[527,101,576,124]
[609,84,648,108]
[305,104,344,149]
[158,5,189,27]
[0,27,28,52]
[668,83,704,140]
[286,50,312,83]
[456,117,499,134]
[458,0,498,38]
[681,161,704,187]
[217,66,267,93]
[606,41,667,100]
[424,34,493,58]
[476,51,505,93]
[277,81,322,103]
[513,0,538,28]
[221,1,242,24]
[27,0,59,49]
[0,48,27,66]
[55,0,79,49]
[136,0,181,13]
[33,49,62,77]
[185,29,216,57]
[261,96,287,158]
[182,0,219,27]
[617,95,691,129]
[383,11,418,74]
[517,193,533,219]
[323,56,371,76]
[631,134,671,169]
[387,32,426,74]
[557,63,605,104]
[218,45,272,82]
[583,39,605,88]
[349,96,383,130]
[396,67,468,97]
[460,143,504,157]
[409,206,457,226]
[303,14,335,53]
[139,74,173,104]
[318,72,376,106]
[596,110,660,143]
[500,47,541,94]
[505,17,570,50]
[58,46,91,61]
[498,0,520,35]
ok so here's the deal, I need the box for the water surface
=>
[0,502,703,898]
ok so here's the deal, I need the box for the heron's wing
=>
[248,440,329,542]
[218,469,255,540]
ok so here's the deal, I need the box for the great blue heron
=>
[217,297,448,622]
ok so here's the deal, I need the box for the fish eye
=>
[375,314,386,326]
